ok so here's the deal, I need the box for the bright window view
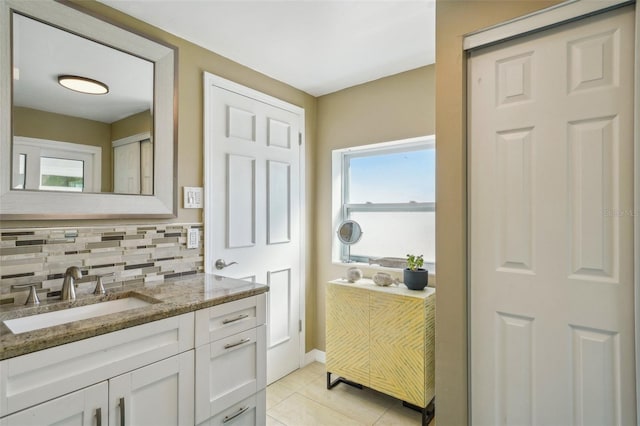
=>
[39,157,84,192]
[336,137,435,265]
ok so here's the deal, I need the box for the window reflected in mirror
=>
[12,137,101,192]
[39,157,84,192]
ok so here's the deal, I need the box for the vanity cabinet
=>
[0,294,268,426]
[1,353,194,426]
[326,279,435,423]
[195,294,267,426]
[0,313,194,417]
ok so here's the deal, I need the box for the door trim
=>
[464,2,639,424]
[463,0,633,50]
[202,72,307,371]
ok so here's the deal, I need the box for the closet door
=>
[113,142,140,194]
[469,6,635,425]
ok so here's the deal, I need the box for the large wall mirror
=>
[0,0,177,219]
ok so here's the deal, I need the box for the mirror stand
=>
[336,220,363,263]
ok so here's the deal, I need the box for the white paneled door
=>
[469,6,635,426]
[204,74,304,384]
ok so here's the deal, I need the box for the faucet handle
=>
[93,276,106,295]
[24,285,40,306]
[93,273,114,295]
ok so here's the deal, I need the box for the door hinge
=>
[299,319,302,332]
[298,133,302,146]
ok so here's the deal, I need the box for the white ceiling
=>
[99,0,436,96]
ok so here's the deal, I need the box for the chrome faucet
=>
[61,266,82,301]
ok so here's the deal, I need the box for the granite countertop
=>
[0,273,268,361]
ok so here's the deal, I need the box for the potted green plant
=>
[404,254,429,290]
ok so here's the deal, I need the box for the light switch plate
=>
[187,228,199,249]
[183,186,203,208]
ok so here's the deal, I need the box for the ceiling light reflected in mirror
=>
[57,75,109,95]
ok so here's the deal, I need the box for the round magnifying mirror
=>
[337,220,362,245]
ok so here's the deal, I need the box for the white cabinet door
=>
[108,351,194,426]
[0,382,107,426]
[195,325,266,424]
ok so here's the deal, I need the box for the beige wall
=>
[435,1,563,424]
[13,106,112,192]
[314,65,435,351]
[111,109,152,142]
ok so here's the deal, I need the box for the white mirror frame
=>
[0,0,177,219]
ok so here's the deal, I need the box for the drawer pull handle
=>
[224,337,251,349]
[119,397,125,426]
[96,407,102,426]
[222,314,249,324]
[222,405,250,423]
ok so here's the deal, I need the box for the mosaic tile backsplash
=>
[0,223,204,304]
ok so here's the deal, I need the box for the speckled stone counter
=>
[0,273,268,360]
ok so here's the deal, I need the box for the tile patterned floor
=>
[266,362,435,426]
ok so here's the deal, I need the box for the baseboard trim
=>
[304,349,326,365]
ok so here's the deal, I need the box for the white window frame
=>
[332,135,435,264]
[12,136,101,192]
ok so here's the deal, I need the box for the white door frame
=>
[202,72,307,370]
[464,0,639,423]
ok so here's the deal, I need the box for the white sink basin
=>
[4,297,152,334]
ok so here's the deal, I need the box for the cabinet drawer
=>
[195,325,266,423]
[195,294,266,346]
[0,312,194,417]
[0,381,107,426]
[196,390,265,426]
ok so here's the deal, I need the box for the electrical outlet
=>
[183,187,203,208]
[187,228,199,249]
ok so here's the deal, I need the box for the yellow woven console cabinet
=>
[326,279,435,409]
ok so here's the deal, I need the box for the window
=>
[333,136,435,265]
[12,137,101,192]
[39,157,85,191]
